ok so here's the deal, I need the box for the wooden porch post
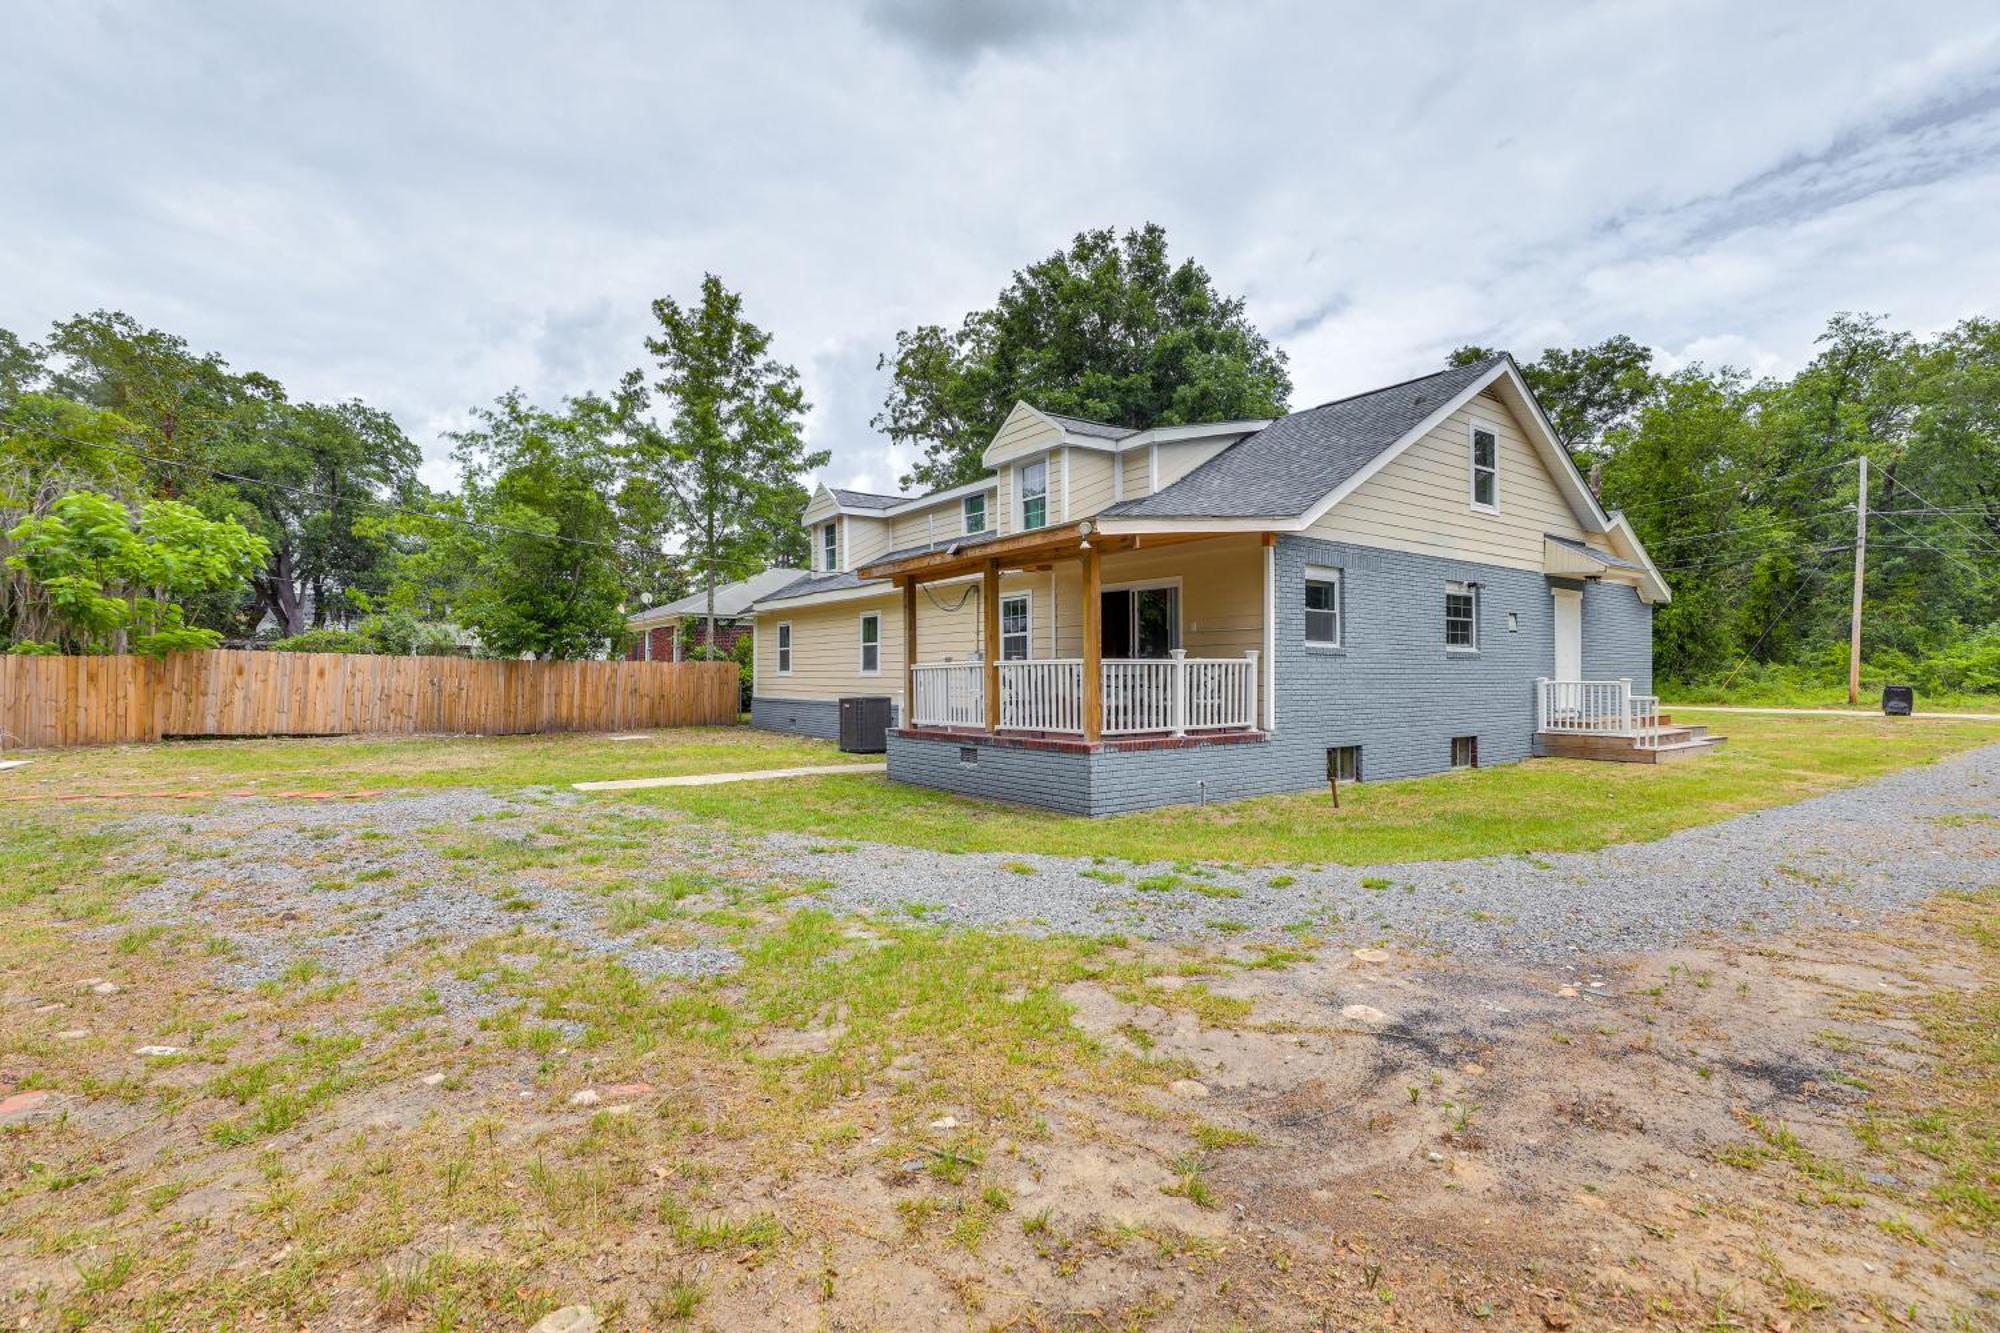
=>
[1081,541,1102,743]
[902,577,918,731]
[983,559,1001,733]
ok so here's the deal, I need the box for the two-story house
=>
[744,354,1705,815]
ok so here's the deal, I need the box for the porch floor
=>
[893,725,1268,755]
[1538,716,1727,764]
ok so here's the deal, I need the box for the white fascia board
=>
[1115,421,1270,451]
[880,476,998,517]
[1096,516,1293,536]
[1604,512,1672,604]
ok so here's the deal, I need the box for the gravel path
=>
[758,742,2000,959]
[109,744,2000,990]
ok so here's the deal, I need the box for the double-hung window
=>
[858,612,880,674]
[1304,567,1342,646]
[1019,459,1048,531]
[1445,580,1479,651]
[775,622,793,674]
[963,492,988,535]
[1000,593,1031,661]
[821,520,838,571]
[1469,424,1498,512]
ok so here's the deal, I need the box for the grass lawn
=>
[1663,682,2000,713]
[617,709,2000,864]
[0,725,876,796]
[5,709,1995,867]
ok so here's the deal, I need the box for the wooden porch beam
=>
[1081,540,1102,743]
[982,559,1001,734]
[901,576,917,732]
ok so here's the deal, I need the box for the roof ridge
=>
[1290,352,1508,418]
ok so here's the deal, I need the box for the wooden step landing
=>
[1537,729,1727,764]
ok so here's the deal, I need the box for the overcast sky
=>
[7,1,1999,495]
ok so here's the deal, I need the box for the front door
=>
[1552,588,1582,681]
[1101,585,1180,658]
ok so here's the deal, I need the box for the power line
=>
[1720,555,1834,690]
[1,423,662,560]
[1607,457,1854,513]
[1875,472,2000,555]
[1868,508,2000,582]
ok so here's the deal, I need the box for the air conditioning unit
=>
[838,696,893,753]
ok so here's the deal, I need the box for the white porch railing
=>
[1537,677,1665,748]
[910,661,985,729]
[909,651,1260,736]
[1000,659,1083,733]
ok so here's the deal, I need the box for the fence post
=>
[1242,650,1259,731]
[1618,677,1633,735]
[1169,648,1187,736]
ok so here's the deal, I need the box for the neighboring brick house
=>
[744,355,1700,816]
[625,568,805,662]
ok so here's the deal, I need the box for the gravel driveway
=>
[113,743,1999,985]
[762,742,2000,959]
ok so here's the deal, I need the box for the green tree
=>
[1449,335,1656,460]
[636,275,821,647]
[5,490,267,654]
[878,223,1292,491]
[384,392,630,660]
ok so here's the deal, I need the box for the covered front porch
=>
[861,524,1270,748]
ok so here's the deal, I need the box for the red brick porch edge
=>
[891,727,1269,755]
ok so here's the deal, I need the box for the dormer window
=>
[1469,424,1498,512]
[821,520,837,571]
[1019,460,1048,531]
[963,492,987,535]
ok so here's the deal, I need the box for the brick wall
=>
[1581,578,1653,693]
[751,695,898,740]
[626,618,750,663]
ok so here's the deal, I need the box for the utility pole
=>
[1848,454,1868,706]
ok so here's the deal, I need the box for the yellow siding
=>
[844,515,892,569]
[1305,389,1589,568]
[1096,535,1264,657]
[1065,448,1117,519]
[984,404,1062,466]
[1154,438,1232,490]
[1122,449,1150,500]
[755,592,900,702]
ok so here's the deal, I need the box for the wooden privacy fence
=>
[0,650,740,749]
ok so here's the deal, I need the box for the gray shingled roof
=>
[1042,410,1138,441]
[869,529,1008,567]
[1546,533,1644,572]
[829,487,902,510]
[1098,356,1506,520]
[752,569,884,605]
[630,567,808,621]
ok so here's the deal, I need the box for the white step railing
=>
[910,661,985,729]
[999,659,1083,733]
[1537,677,1665,747]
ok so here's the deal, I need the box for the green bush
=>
[270,627,375,654]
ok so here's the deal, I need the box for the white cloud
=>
[3,0,1997,496]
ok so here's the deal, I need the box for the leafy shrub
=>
[270,627,375,654]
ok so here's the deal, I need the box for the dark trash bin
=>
[1882,684,1914,717]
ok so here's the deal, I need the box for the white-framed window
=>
[1304,566,1342,646]
[1018,459,1048,531]
[1445,580,1479,651]
[963,492,987,535]
[775,621,793,674]
[821,520,838,571]
[1469,422,1499,512]
[858,612,880,674]
[1000,592,1031,661]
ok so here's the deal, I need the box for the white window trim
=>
[821,520,839,571]
[1017,456,1050,531]
[963,492,988,535]
[775,621,793,675]
[1445,580,1480,653]
[1303,564,1343,647]
[857,611,881,676]
[999,590,1033,662]
[1468,419,1500,515]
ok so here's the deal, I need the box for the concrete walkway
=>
[574,762,885,792]
[1671,704,2000,722]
